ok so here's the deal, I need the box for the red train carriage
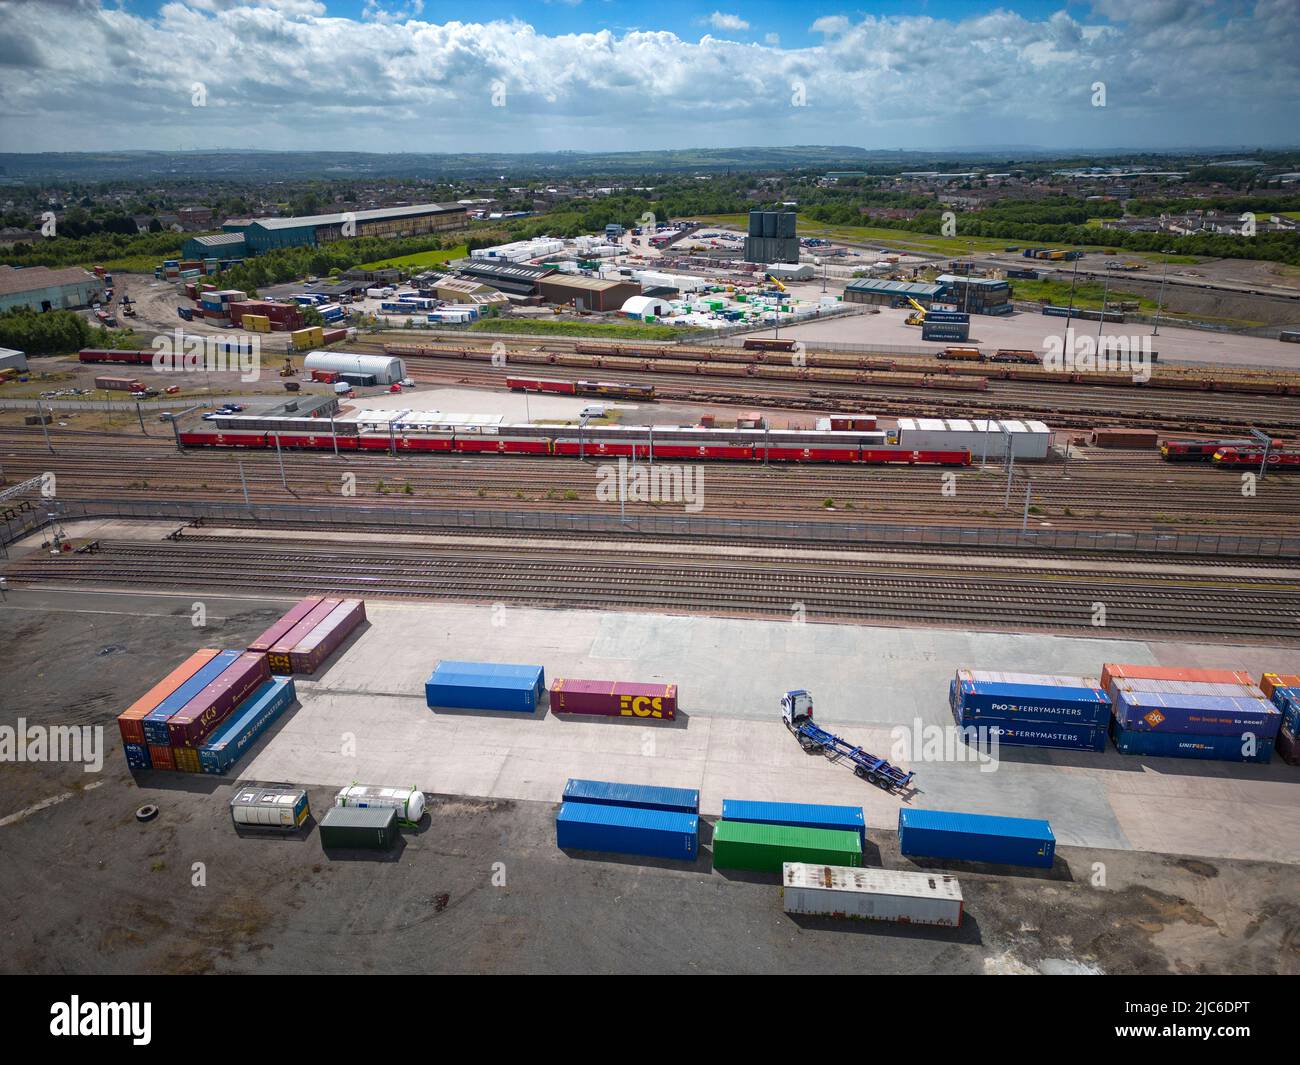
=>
[860,448,971,466]
[79,348,154,365]
[505,377,577,395]
[1211,447,1300,469]
[1160,438,1254,461]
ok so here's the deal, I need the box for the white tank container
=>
[782,864,964,926]
[335,783,426,823]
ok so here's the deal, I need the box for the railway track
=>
[8,536,1298,640]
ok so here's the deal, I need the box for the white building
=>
[894,417,1051,460]
[303,350,405,385]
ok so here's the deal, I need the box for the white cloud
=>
[0,2,1295,152]
[708,12,750,32]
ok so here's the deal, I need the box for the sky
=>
[0,0,1297,155]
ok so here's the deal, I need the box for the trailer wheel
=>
[135,804,159,823]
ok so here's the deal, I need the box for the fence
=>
[5,497,1297,559]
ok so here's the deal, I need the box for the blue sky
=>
[1,1,1296,154]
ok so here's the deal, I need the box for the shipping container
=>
[147,744,175,771]
[95,375,144,392]
[198,677,297,774]
[268,598,342,673]
[1112,720,1274,763]
[976,720,1108,752]
[712,820,862,874]
[1276,727,1299,766]
[173,747,201,773]
[1100,663,1253,691]
[562,778,699,815]
[247,597,324,654]
[549,678,677,720]
[287,598,365,674]
[1271,689,1300,737]
[555,802,698,861]
[782,864,964,927]
[142,649,241,746]
[951,671,1110,726]
[963,670,1102,688]
[319,806,398,850]
[118,648,220,746]
[1107,677,1267,701]
[230,785,310,831]
[1260,673,1300,700]
[721,799,865,851]
[898,808,1055,869]
[123,743,151,772]
[426,660,545,713]
[166,651,272,748]
[335,783,426,824]
[1113,690,1280,738]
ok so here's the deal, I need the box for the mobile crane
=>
[904,296,927,326]
[781,689,915,792]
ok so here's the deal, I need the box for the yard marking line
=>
[0,780,105,828]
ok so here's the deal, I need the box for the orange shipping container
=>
[148,744,175,771]
[117,649,220,745]
[1100,663,1253,692]
[1260,673,1300,700]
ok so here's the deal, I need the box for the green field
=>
[356,244,468,270]
[465,318,705,341]
[694,214,1204,266]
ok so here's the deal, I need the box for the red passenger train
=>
[177,422,972,466]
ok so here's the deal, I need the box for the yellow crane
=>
[905,296,927,326]
[765,272,788,292]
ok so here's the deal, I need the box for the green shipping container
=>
[318,805,398,851]
[712,820,861,873]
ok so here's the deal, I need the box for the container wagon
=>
[782,864,964,927]
[898,808,1055,869]
[229,785,310,832]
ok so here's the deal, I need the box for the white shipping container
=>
[963,670,1103,689]
[783,864,964,926]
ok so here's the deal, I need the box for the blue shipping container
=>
[142,650,240,746]
[198,677,297,775]
[1112,720,1274,763]
[123,743,151,772]
[950,675,1110,726]
[721,799,865,850]
[563,778,699,815]
[426,660,545,713]
[1271,688,1300,736]
[555,802,698,861]
[898,808,1055,869]
[953,715,1107,752]
[1114,690,1280,738]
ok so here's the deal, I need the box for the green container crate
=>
[712,820,861,873]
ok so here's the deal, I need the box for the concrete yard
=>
[1,588,1297,975]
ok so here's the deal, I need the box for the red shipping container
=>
[322,328,348,344]
[117,649,220,745]
[288,599,365,674]
[549,678,677,720]
[165,651,271,747]
[268,598,341,673]
[1101,663,1253,691]
[248,596,324,654]
[1261,673,1300,700]
[148,744,175,771]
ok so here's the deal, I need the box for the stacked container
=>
[1260,673,1300,765]
[199,677,297,774]
[721,799,866,851]
[117,649,221,770]
[549,678,677,720]
[142,650,242,764]
[266,598,364,675]
[248,596,324,655]
[165,651,271,751]
[949,669,1110,751]
[1104,663,1279,763]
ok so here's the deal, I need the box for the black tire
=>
[135,804,159,823]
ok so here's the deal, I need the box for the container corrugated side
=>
[1112,720,1274,763]
[549,678,677,720]
[1100,663,1252,691]
[1260,673,1300,700]
[199,677,297,774]
[1107,677,1267,701]
[166,651,272,747]
[142,650,240,746]
[248,596,323,654]
[781,863,964,926]
[961,669,1102,689]
[562,778,699,814]
[556,802,698,860]
[951,677,1110,726]
[426,660,545,713]
[897,808,1055,869]
[1113,690,1280,738]
[721,799,865,851]
[954,717,1107,751]
[118,649,220,746]
[712,820,862,873]
[268,598,341,673]
[147,744,175,771]
[1272,689,1300,737]
[288,599,364,674]
[173,747,201,773]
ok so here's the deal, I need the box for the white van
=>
[580,404,607,420]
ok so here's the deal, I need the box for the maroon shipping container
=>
[95,375,143,391]
[165,651,272,747]
[1278,727,1299,766]
[549,678,677,720]
[268,598,341,673]
[288,599,366,674]
[322,328,348,344]
[249,596,325,654]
